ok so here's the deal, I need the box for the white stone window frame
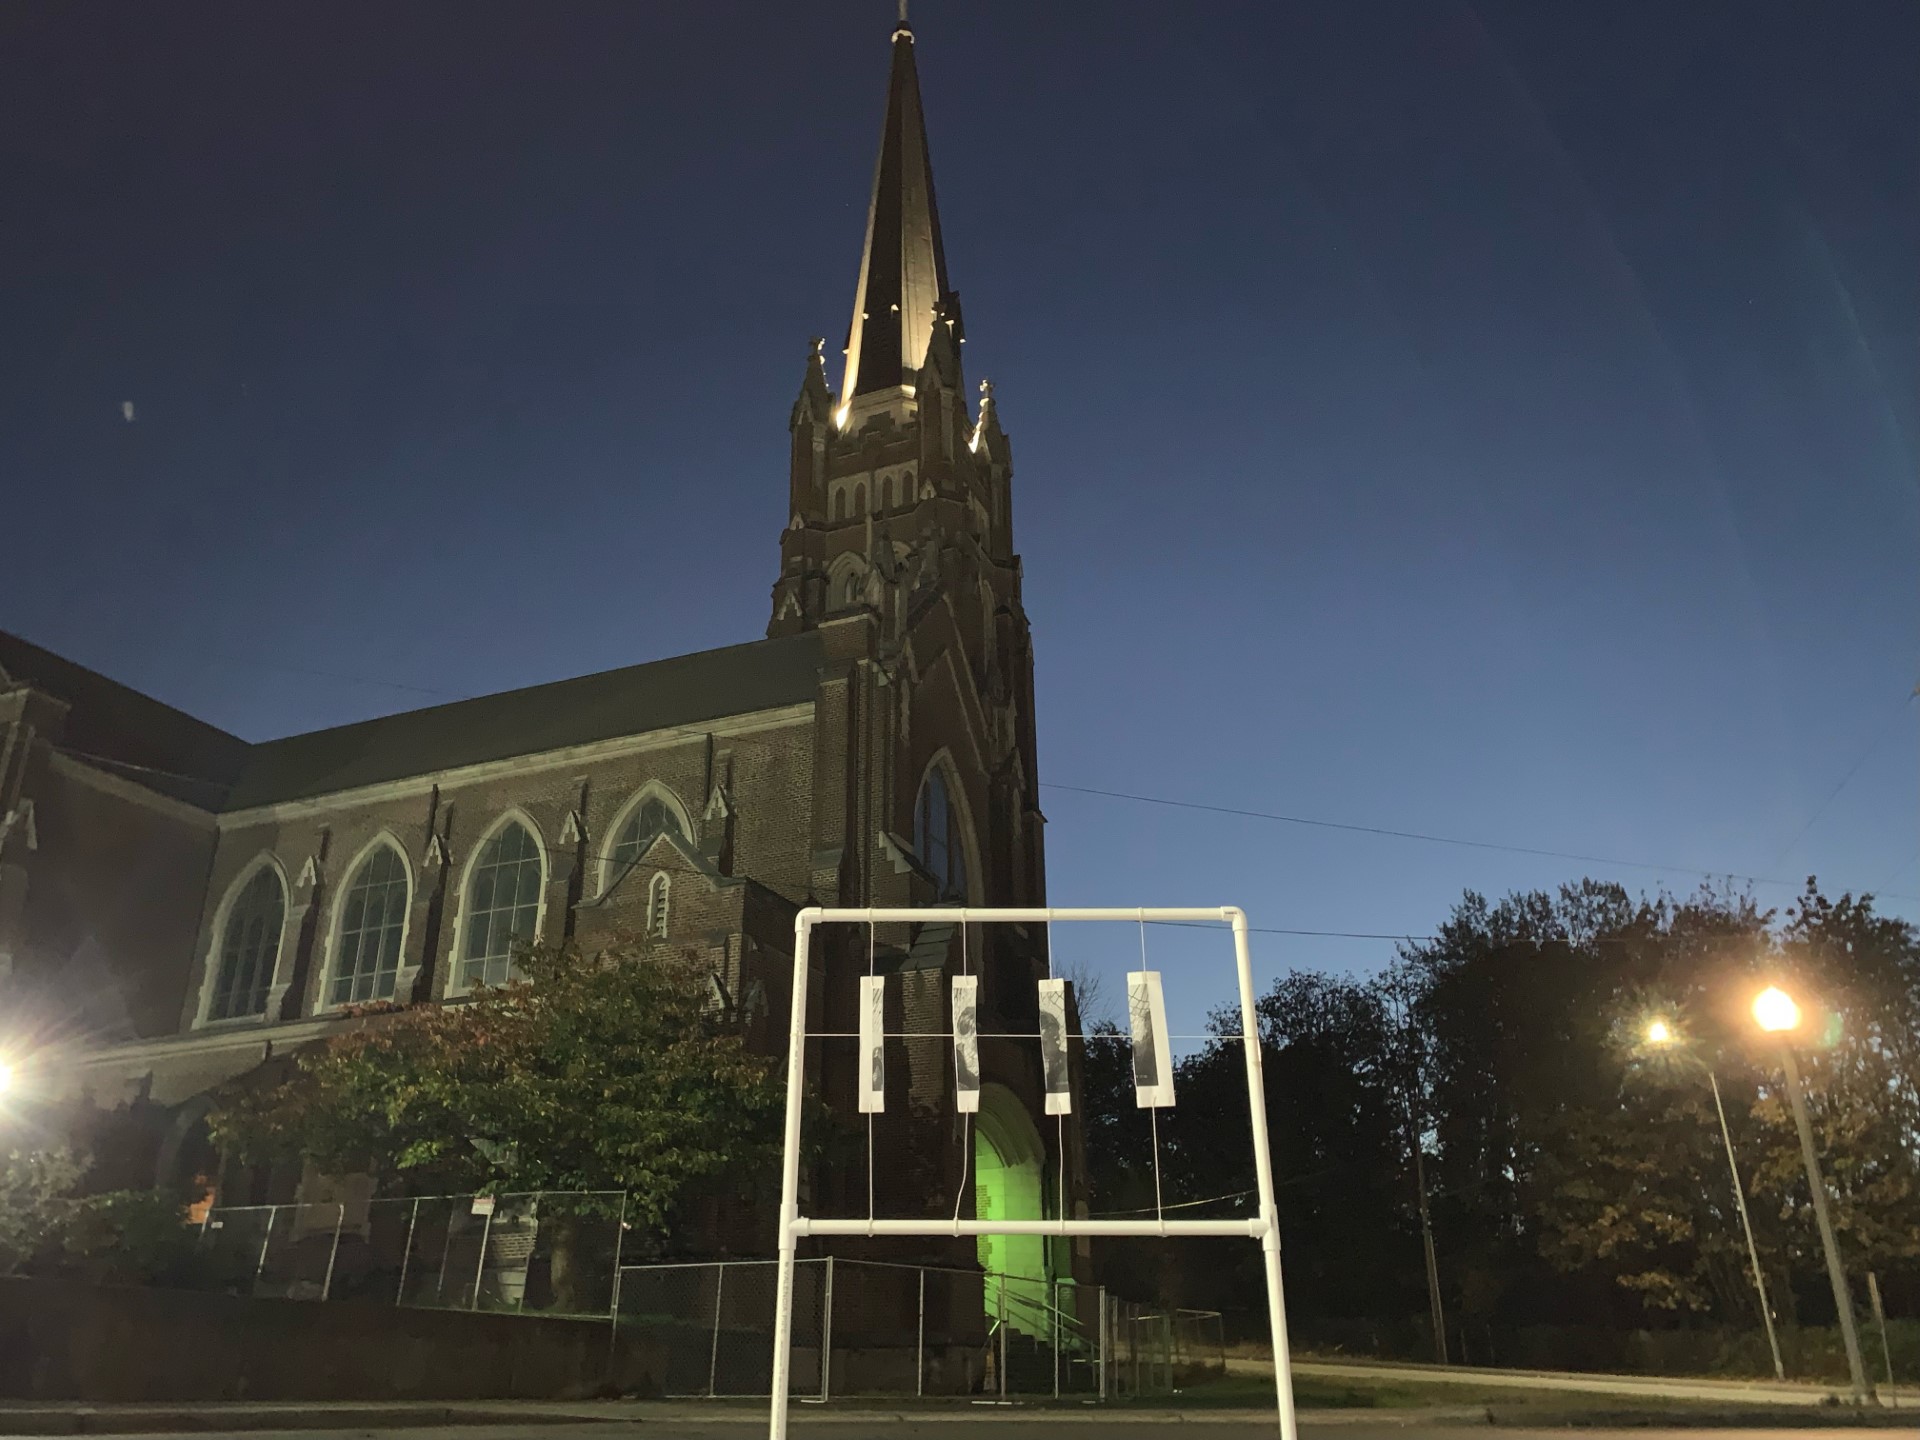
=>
[444,807,548,1000]
[319,832,414,1013]
[191,853,293,1029]
[599,782,695,899]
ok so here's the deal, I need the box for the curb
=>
[0,1407,609,1435]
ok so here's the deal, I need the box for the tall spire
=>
[841,13,957,402]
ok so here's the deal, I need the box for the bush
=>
[56,1189,205,1287]
[0,1147,86,1274]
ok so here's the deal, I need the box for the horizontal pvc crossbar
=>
[801,905,1240,926]
[797,1218,1266,1238]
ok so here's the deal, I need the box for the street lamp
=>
[0,1059,11,1097]
[1751,985,1872,1404]
[1641,1018,1783,1381]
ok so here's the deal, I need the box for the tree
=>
[208,942,787,1250]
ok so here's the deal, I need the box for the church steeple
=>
[840,11,960,405]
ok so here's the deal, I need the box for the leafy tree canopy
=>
[208,942,786,1236]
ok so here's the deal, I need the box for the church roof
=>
[0,629,248,804]
[2,627,825,813]
[841,18,957,398]
[225,631,825,811]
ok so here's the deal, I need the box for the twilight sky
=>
[3,1,1915,1034]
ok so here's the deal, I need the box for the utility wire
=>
[1041,780,1920,904]
[1765,689,1918,872]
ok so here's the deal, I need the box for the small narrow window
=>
[853,481,867,515]
[831,487,845,522]
[648,872,671,938]
[881,473,894,509]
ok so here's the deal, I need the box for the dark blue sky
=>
[4,1,1915,1031]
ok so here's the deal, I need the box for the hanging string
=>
[952,915,971,1226]
[1049,916,1066,1234]
[868,912,877,1227]
[1141,916,1165,1229]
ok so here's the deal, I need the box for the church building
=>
[0,16,1074,1288]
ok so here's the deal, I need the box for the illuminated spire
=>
[841,13,958,401]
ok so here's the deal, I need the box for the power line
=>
[1766,689,1918,872]
[1040,781,1920,904]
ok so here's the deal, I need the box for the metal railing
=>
[196,1190,627,1313]
[613,1255,1222,1400]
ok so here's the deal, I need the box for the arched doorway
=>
[974,1083,1052,1335]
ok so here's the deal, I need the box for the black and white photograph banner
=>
[1128,969,1175,1108]
[951,973,980,1113]
[859,974,885,1113]
[1038,977,1072,1115]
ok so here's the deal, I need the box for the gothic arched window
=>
[329,844,410,1006]
[881,473,894,509]
[915,764,968,901]
[608,792,687,878]
[210,866,285,1021]
[461,819,544,990]
[853,481,867,515]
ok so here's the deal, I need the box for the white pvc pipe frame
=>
[766,906,1299,1440]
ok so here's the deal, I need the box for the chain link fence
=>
[196,1191,626,1314]
[614,1256,1222,1400]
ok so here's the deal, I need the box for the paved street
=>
[0,1428,1889,1436]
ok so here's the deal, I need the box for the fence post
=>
[471,1201,495,1310]
[253,1204,278,1292]
[916,1267,926,1399]
[321,1203,345,1301]
[1097,1288,1107,1401]
[820,1255,834,1403]
[998,1282,1007,1400]
[1052,1279,1060,1399]
[608,1192,629,1318]
[395,1197,420,1307]
[708,1262,727,1399]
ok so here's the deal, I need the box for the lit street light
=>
[1750,985,1873,1404]
[0,1059,11,1096]
[1641,1017,1783,1381]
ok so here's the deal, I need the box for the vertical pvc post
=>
[1229,909,1299,1440]
[321,1203,345,1301]
[916,1267,925,1399]
[709,1262,727,1398]
[768,913,816,1440]
[396,1197,420,1307]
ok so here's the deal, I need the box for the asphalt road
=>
[11,1426,1905,1440]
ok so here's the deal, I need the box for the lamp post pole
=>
[1704,1067,1784,1380]
[1777,1045,1871,1403]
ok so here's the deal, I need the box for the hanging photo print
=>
[1038,977,1073,1115]
[951,974,980,1112]
[859,974,886,1113]
[1127,969,1175,1108]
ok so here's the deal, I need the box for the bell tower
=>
[768,11,1040,917]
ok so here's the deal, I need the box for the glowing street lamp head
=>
[0,1060,11,1097]
[1645,1018,1675,1046]
[1752,986,1801,1034]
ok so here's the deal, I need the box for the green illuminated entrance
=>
[973,1083,1053,1335]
